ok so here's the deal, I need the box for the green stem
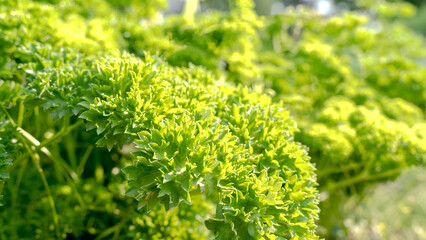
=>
[63,117,78,169]
[1,106,88,238]
[4,110,85,209]
[317,162,363,178]
[94,220,125,240]
[9,158,28,236]
[1,105,60,238]
[14,126,79,180]
[361,155,376,176]
[40,148,80,182]
[326,168,401,191]
[0,181,4,202]
[38,120,84,152]
[0,105,16,125]
[77,144,94,176]
[14,158,28,196]
[112,221,124,240]
[61,165,86,208]
[17,100,24,127]
[21,140,61,239]
[339,163,357,195]
[34,106,40,137]
[38,147,86,208]
[11,120,83,170]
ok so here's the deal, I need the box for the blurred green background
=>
[168,0,426,36]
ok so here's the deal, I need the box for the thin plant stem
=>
[326,168,401,191]
[14,158,28,196]
[17,100,24,127]
[317,162,363,178]
[77,144,94,176]
[17,128,86,208]
[11,120,83,172]
[21,140,61,239]
[94,220,125,240]
[0,182,4,202]
[339,163,357,195]
[34,106,40,137]
[1,105,60,238]
[63,117,78,169]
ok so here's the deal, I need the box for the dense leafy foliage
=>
[120,0,425,236]
[258,7,425,236]
[0,0,425,239]
[0,0,319,239]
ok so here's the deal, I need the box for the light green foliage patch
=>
[0,0,319,239]
[119,0,425,237]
